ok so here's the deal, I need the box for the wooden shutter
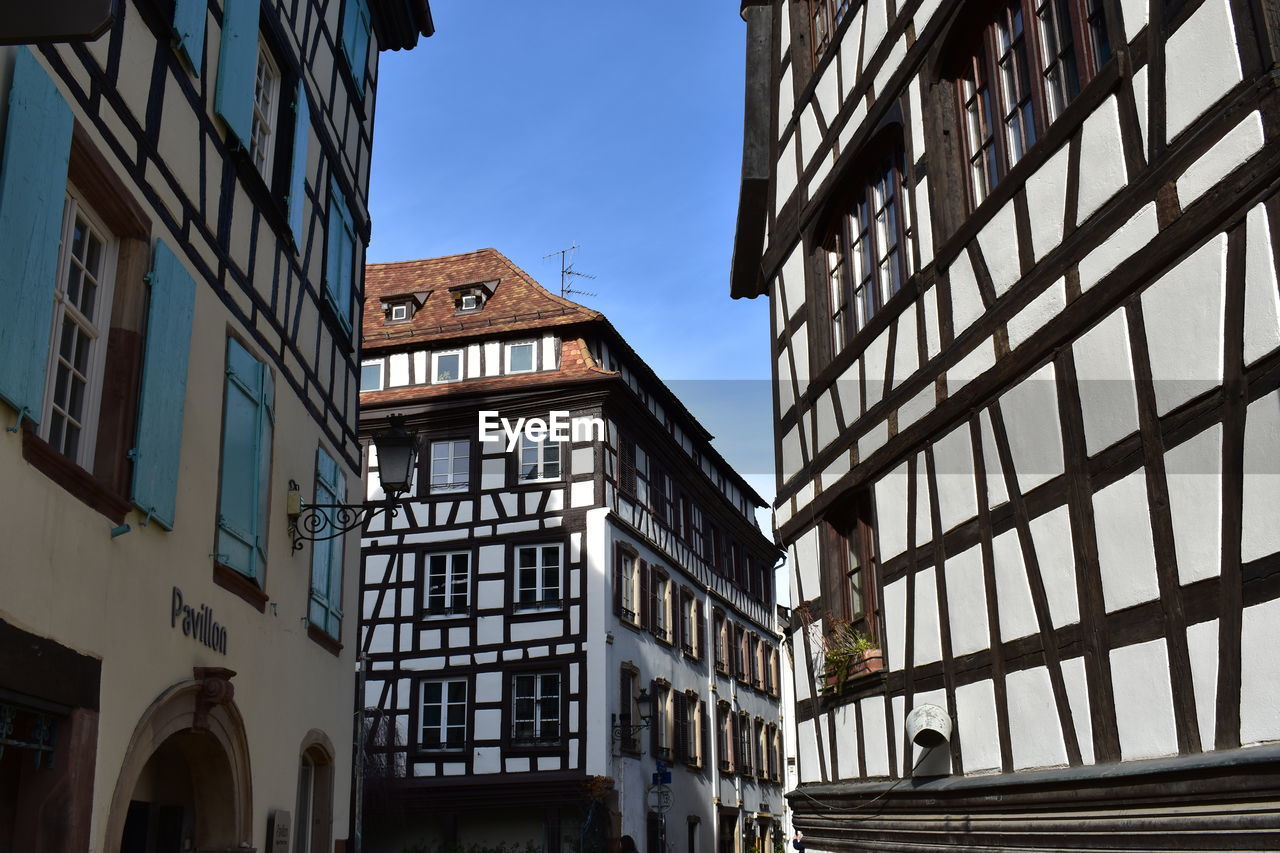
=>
[286,82,310,241]
[130,239,196,529]
[673,692,688,763]
[0,48,72,424]
[341,0,372,95]
[620,437,636,494]
[310,448,344,637]
[649,681,660,756]
[695,600,706,660]
[612,544,623,617]
[639,560,652,630]
[172,0,208,74]
[325,180,355,329]
[673,589,684,649]
[213,0,257,148]
[216,339,269,578]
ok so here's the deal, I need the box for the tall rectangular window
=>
[653,683,672,758]
[713,611,727,674]
[619,666,640,753]
[518,433,561,481]
[216,338,274,581]
[515,544,562,610]
[512,672,561,743]
[325,183,356,330]
[653,573,671,641]
[679,590,695,655]
[737,712,753,775]
[823,492,879,643]
[620,551,638,622]
[40,191,117,466]
[424,551,470,615]
[420,679,467,750]
[250,37,281,181]
[309,448,346,638]
[718,702,733,772]
[429,439,470,494]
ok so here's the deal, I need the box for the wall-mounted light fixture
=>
[287,416,418,551]
[610,688,654,743]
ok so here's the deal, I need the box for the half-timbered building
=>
[730,0,1280,847]
[0,2,431,851]
[357,249,786,853]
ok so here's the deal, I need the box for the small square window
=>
[390,304,409,321]
[506,341,536,374]
[433,351,462,383]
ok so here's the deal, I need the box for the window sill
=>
[21,427,131,525]
[307,622,343,656]
[421,609,471,620]
[514,601,563,614]
[213,562,268,613]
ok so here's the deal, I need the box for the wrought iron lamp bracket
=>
[287,479,403,552]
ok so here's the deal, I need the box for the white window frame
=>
[389,303,409,321]
[504,340,537,374]
[359,359,384,392]
[518,433,562,482]
[458,292,482,312]
[653,574,671,640]
[429,439,470,494]
[40,189,118,468]
[514,543,562,610]
[655,684,671,752]
[419,678,468,751]
[423,551,470,615]
[432,350,463,383]
[251,36,282,182]
[512,672,561,744]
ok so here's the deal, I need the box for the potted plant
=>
[819,619,883,693]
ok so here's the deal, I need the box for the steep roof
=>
[362,248,601,348]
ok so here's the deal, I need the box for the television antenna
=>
[543,244,598,299]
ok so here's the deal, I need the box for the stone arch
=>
[104,673,252,853]
[294,728,337,853]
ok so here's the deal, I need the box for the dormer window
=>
[381,292,428,325]
[450,280,496,314]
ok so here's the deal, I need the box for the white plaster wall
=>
[1060,656,1095,764]
[1078,204,1158,292]
[1006,666,1068,770]
[1007,278,1066,351]
[1165,0,1243,141]
[999,363,1064,494]
[1111,639,1179,760]
[1142,234,1227,415]
[944,545,989,657]
[874,461,910,560]
[934,422,978,534]
[1244,202,1280,365]
[1178,111,1264,206]
[1027,505,1079,628]
[1240,597,1280,745]
[1093,468,1160,612]
[1164,425,1223,585]
[1072,308,1139,455]
[913,567,943,666]
[1186,618,1219,751]
[1076,97,1127,224]
[992,529,1039,642]
[976,202,1021,296]
[955,679,1000,773]
[1242,389,1280,563]
[1024,144,1069,261]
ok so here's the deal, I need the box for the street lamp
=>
[611,688,654,744]
[287,416,419,551]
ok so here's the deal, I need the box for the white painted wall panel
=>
[946,337,996,397]
[884,576,908,671]
[1119,0,1148,42]
[976,202,1021,296]
[1073,308,1139,455]
[1240,597,1280,744]
[1165,425,1223,585]
[840,8,864,97]
[797,718,822,783]
[473,746,500,774]
[1079,204,1158,292]
[778,66,794,136]
[993,530,1039,642]
[979,410,1010,508]
[1178,111,1264,206]
[913,567,943,666]
[1000,363,1064,494]
[776,135,798,216]
[1076,97,1128,224]
[1132,65,1149,154]
[892,307,918,388]
[875,461,910,560]
[1094,469,1160,612]
[955,679,1001,773]
[935,424,978,534]
[1111,638,1179,760]
[864,328,890,408]
[1186,618,1219,751]
[1060,656,1095,764]
[860,697,891,777]
[1143,234,1226,415]
[1006,666,1068,770]
[781,422,804,483]
[1028,505,1079,628]
[1165,0,1243,140]
[944,544,990,656]
[1007,278,1066,351]
[949,252,985,334]
[1024,144,1069,261]
[1242,389,1280,562]
[923,284,941,359]
[833,702,860,780]
[482,342,499,376]
[388,352,409,386]
[1244,203,1280,365]
[799,105,822,169]
[915,455,933,546]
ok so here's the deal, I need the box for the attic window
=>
[451,280,496,314]
[390,304,409,321]
[456,291,483,313]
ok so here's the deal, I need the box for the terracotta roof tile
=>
[362,248,600,348]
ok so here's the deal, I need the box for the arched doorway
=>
[293,730,335,853]
[105,672,252,853]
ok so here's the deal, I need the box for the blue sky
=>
[367,1,779,511]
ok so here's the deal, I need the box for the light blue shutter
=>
[214,0,257,148]
[325,181,355,329]
[255,363,274,568]
[172,0,208,75]
[217,339,268,578]
[341,0,372,96]
[131,240,196,529]
[0,48,72,425]
[310,448,344,638]
[286,82,309,243]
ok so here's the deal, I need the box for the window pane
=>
[509,343,534,372]
[436,353,460,381]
